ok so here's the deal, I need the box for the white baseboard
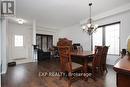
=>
[9,58,33,65]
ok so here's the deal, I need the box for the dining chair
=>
[58,46,83,87]
[101,46,109,73]
[87,46,103,80]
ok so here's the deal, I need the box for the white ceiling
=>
[11,0,130,29]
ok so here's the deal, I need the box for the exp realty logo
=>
[1,0,16,16]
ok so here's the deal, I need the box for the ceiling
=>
[11,0,130,29]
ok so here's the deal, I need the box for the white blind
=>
[93,27,103,51]
[105,24,120,55]
[92,23,120,55]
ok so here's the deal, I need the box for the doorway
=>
[36,34,53,51]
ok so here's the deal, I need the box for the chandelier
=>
[82,3,98,35]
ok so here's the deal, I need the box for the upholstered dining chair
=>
[87,46,103,80]
[101,46,109,73]
[58,46,83,87]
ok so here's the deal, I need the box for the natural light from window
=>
[15,35,23,47]
[93,23,120,55]
[93,27,103,51]
[105,24,119,55]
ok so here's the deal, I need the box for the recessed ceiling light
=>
[16,19,25,24]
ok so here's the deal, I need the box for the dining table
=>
[71,50,94,80]
[71,50,93,57]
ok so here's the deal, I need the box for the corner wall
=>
[0,18,2,73]
[0,18,1,87]
[8,22,59,64]
[1,18,8,74]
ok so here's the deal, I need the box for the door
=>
[11,30,32,59]
[12,34,27,59]
[11,32,29,59]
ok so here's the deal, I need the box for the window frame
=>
[92,21,120,55]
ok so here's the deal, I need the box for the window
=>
[93,22,120,55]
[105,24,120,54]
[93,27,103,51]
[15,35,23,47]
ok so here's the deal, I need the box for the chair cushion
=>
[88,62,92,67]
[72,62,83,70]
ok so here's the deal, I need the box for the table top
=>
[113,55,130,74]
[71,51,93,57]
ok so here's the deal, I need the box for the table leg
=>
[83,58,88,81]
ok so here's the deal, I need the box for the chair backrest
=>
[92,46,103,67]
[57,38,73,51]
[73,44,83,52]
[57,38,72,46]
[101,46,109,65]
[58,46,72,72]
[73,43,80,50]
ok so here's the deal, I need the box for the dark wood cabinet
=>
[113,55,130,87]
[117,73,130,87]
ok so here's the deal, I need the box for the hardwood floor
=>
[2,59,116,87]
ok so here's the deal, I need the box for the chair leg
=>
[59,75,62,80]
[100,66,104,75]
[59,70,64,80]
[103,64,108,73]
[91,69,96,81]
[68,76,72,87]
[104,65,108,73]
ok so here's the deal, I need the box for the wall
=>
[95,11,130,49]
[1,18,8,74]
[8,22,33,64]
[0,5,1,68]
[59,10,130,65]
[0,19,2,73]
[36,28,59,46]
[8,22,59,64]
[0,11,1,86]
[95,10,130,65]
[59,24,91,51]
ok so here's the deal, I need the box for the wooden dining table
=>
[71,50,94,79]
[71,51,93,57]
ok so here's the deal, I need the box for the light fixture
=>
[16,19,25,24]
[82,3,98,35]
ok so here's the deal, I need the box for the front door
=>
[10,27,32,60]
[12,33,28,59]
